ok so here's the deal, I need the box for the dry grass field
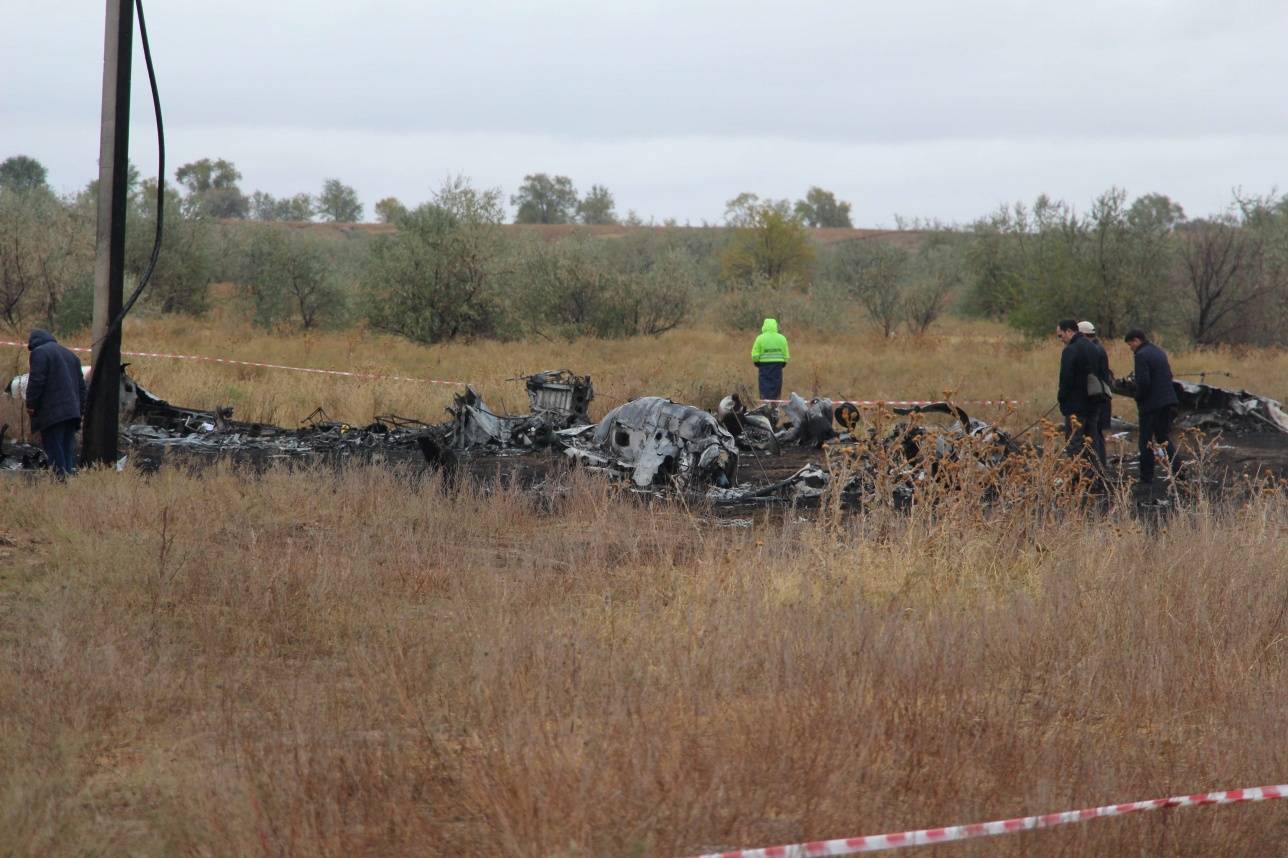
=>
[3,315,1288,856]
[5,309,1288,435]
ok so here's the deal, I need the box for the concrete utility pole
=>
[84,0,134,465]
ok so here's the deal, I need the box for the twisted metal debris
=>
[4,368,1286,509]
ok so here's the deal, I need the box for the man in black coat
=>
[1056,318,1109,467]
[1079,321,1113,433]
[25,329,86,476]
[1124,328,1179,484]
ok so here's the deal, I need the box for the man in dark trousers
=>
[751,318,790,402]
[24,329,86,477]
[1124,328,1179,484]
[1056,318,1110,467]
[1079,320,1113,434]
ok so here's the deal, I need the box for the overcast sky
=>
[3,0,1287,225]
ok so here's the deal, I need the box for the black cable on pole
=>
[93,0,164,350]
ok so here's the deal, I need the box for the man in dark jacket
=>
[1056,318,1109,466]
[25,329,86,476]
[1124,328,1179,484]
[1079,321,1113,433]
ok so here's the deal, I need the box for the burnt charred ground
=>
[10,344,1287,517]
[86,379,1288,490]
[7,381,1287,527]
[99,417,1288,512]
[1202,429,1288,475]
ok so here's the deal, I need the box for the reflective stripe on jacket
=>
[751,318,790,364]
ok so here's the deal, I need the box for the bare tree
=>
[0,230,34,327]
[903,242,962,334]
[0,190,92,330]
[827,241,907,336]
[1179,218,1263,344]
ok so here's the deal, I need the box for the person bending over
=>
[25,329,86,477]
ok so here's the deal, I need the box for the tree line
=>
[3,152,1288,349]
[965,189,1288,345]
[0,156,933,342]
[2,154,856,228]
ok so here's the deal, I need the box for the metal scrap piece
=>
[1107,373,1288,430]
[0,423,48,471]
[448,387,508,449]
[1173,380,1288,434]
[775,393,836,447]
[588,396,738,488]
[523,370,593,423]
[445,371,595,452]
[1113,376,1288,435]
[717,393,779,453]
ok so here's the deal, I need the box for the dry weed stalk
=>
[3,313,1288,856]
[3,462,1285,856]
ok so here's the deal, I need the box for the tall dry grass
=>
[5,311,1288,439]
[4,312,1288,855]
[2,461,1287,857]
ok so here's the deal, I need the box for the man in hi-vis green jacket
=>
[751,318,790,401]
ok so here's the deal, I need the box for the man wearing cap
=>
[24,329,87,477]
[1056,318,1110,467]
[1124,328,1179,485]
[1078,321,1113,434]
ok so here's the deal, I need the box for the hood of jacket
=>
[761,318,779,335]
[28,329,55,351]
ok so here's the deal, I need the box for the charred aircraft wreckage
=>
[3,366,1287,505]
[0,364,1024,508]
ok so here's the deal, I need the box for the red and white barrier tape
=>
[0,339,470,387]
[2,340,1016,405]
[684,784,1287,857]
[761,399,1021,407]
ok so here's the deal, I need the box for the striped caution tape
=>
[761,399,1021,407]
[2,339,1017,405]
[684,784,1287,857]
[0,339,470,387]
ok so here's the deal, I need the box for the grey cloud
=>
[4,0,1287,224]
[5,0,1287,142]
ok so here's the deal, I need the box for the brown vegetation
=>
[3,320,1288,857]
[2,460,1287,856]
[5,317,1288,440]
